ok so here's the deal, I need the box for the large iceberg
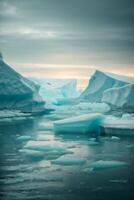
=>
[53,70,134,110]
[102,84,134,112]
[0,53,45,114]
[31,78,79,107]
[80,70,134,103]
[53,113,104,134]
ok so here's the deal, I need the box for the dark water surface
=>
[0,116,134,200]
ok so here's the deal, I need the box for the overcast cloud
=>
[0,0,134,88]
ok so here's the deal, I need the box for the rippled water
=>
[0,115,134,200]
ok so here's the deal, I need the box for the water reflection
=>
[0,117,134,200]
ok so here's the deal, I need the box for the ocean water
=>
[0,115,134,200]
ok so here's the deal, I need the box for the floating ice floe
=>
[90,160,128,170]
[19,149,45,161]
[53,102,110,118]
[31,78,80,108]
[38,122,53,130]
[111,136,120,141]
[51,155,87,166]
[0,110,33,122]
[102,84,134,112]
[37,134,54,141]
[17,135,32,141]
[101,115,134,136]
[54,113,105,134]
[24,140,72,155]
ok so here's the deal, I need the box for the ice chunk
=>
[24,140,72,155]
[75,102,110,113]
[19,149,45,161]
[51,155,86,165]
[111,136,120,141]
[102,84,134,112]
[31,78,79,107]
[0,53,45,114]
[101,115,134,136]
[90,160,128,170]
[109,179,128,183]
[0,110,32,119]
[37,134,54,141]
[17,135,32,141]
[54,113,105,134]
[55,102,110,114]
[122,113,134,119]
[38,122,53,130]
[79,70,131,102]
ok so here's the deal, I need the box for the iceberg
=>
[53,113,105,134]
[90,160,128,170]
[53,70,134,107]
[102,84,134,112]
[31,78,79,107]
[19,149,45,161]
[60,80,79,98]
[79,70,128,102]
[0,53,45,114]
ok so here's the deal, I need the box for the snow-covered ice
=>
[0,53,45,114]
[90,160,128,170]
[54,113,105,134]
[17,135,32,141]
[24,140,73,155]
[19,149,45,161]
[79,70,129,102]
[51,155,86,166]
[31,78,79,107]
[102,84,134,112]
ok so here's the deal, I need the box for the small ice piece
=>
[88,141,99,146]
[51,155,86,166]
[111,136,120,141]
[122,113,134,119]
[109,179,128,183]
[38,122,53,130]
[19,149,45,161]
[24,140,71,155]
[38,160,51,168]
[37,134,54,141]
[17,135,32,141]
[90,160,128,170]
[0,54,45,114]
[54,113,104,134]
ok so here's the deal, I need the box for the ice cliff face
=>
[102,84,134,112]
[80,70,127,102]
[80,70,134,112]
[0,53,45,114]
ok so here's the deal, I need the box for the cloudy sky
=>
[0,0,134,88]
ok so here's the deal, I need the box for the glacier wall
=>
[0,53,45,114]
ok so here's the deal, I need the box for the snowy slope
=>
[0,53,45,114]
